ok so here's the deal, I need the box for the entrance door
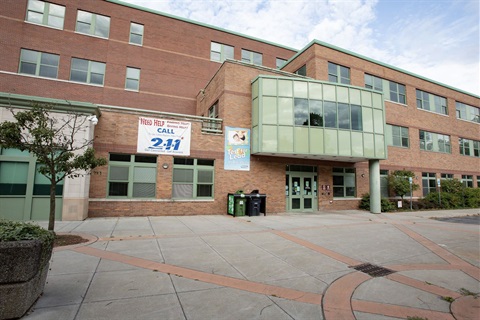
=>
[287,172,316,211]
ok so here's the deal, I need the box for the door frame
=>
[286,170,317,212]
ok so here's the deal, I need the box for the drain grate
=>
[350,263,395,277]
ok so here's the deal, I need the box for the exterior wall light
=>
[162,163,169,169]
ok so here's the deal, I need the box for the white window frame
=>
[125,67,140,91]
[129,22,144,46]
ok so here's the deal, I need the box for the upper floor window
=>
[328,62,350,84]
[26,0,65,29]
[19,48,59,79]
[172,158,214,199]
[459,138,480,157]
[76,10,110,38]
[276,58,287,69]
[386,124,409,148]
[108,154,157,198]
[419,130,450,153]
[210,42,234,63]
[129,22,144,45]
[241,49,262,65]
[416,90,447,115]
[456,102,479,123]
[295,65,307,76]
[70,58,106,86]
[125,67,140,91]
[365,74,406,104]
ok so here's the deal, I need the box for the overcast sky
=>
[121,0,479,96]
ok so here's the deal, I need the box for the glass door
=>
[288,173,316,211]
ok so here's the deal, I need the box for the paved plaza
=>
[25,209,479,320]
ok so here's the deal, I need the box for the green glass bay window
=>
[251,76,387,161]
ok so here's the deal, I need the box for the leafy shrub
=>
[464,188,480,208]
[359,193,396,212]
[422,192,463,209]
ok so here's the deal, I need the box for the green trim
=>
[0,92,100,116]
[106,0,298,52]
[283,40,479,99]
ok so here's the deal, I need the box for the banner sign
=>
[137,117,191,155]
[224,127,250,171]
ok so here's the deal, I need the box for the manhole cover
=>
[350,263,395,277]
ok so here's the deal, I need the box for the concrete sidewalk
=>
[25,209,480,320]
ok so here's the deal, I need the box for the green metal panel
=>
[0,198,26,220]
[31,198,62,221]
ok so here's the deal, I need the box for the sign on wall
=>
[224,127,250,171]
[137,117,191,155]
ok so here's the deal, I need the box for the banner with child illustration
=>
[224,127,250,171]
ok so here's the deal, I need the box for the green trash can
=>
[234,197,246,216]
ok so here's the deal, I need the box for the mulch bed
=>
[54,234,89,247]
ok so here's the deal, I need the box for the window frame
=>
[241,49,263,65]
[419,130,451,154]
[70,58,106,86]
[456,101,480,123]
[210,42,234,63]
[172,158,215,199]
[75,10,110,39]
[332,167,356,198]
[416,89,448,115]
[422,172,436,196]
[19,48,59,79]
[328,62,350,84]
[459,138,480,157]
[25,0,65,29]
[461,175,473,188]
[295,65,307,76]
[129,22,144,46]
[107,154,157,198]
[386,124,409,148]
[125,67,141,91]
[365,74,406,104]
[276,58,287,69]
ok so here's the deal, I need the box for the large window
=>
[332,168,356,197]
[125,67,140,91]
[456,102,479,123]
[422,172,436,196]
[76,10,110,38]
[26,0,65,29]
[380,169,389,198]
[328,62,350,84]
[241,49,262,65]
[419,130,450,153]
[365,74,406,104]
[416,90,447,115]
[172,158,214,199]
[210,42,234,63]
[70,58,106,85]
[459,138,480,157]
[108,154,157,198]
[129,22,144,45]
[386,124,409,148]
[19,49,59,79]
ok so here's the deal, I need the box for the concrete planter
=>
[0,239,52,319]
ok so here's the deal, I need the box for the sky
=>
[120,0,479,96]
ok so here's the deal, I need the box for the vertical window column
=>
[422,172,436,196]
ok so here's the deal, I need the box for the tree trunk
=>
[48,182,56,231]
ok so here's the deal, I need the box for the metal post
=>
[409,177,413,210]
[437,178,441,207]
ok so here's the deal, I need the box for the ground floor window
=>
[172,158,214,199]
[333,167,355,197]
[441,173,454,180]
[108,154,157,198]
[462,175,473,188]
[477,176,480,188]
[380,169,389,198]
[422,172,436,196]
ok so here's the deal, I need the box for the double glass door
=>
[286,172,317,211]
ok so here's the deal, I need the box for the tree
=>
[387,169,419,200]
[0,104,106,231]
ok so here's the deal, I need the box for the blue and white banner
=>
[137,117,191,155]
[224,127,250,171]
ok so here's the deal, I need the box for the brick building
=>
[0,0,479,221]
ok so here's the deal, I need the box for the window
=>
[422,172,436,196]
[204,102,220,131]
[332,168,356,197]
[328,62,350,84]
[125,67,140,91]
[108,154,157,198]
[172,158,214,199]
[459,138,480,157]
[386,124,409,148]
[380,169,389,198]
[295,65,307,76]
[276,58,287,69]
[419,130,450,153]
[210,42,234,62]
[456,102,479,123]
[0,162,29,195]
[70,58,106,85]
[365,74,406,104]
[241,49,262,65]
[462,175,473,188]
[129,22,144,45]
[441,173,454,180]
[19,49,59,79]
[477,176,480,188]
[26,0,65,29]
[76,10,110,38]
[416,90,447,115]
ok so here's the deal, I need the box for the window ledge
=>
[91,198,214,202]
[25,20,64,31]
[74,31,109,40]
[332,197,361,201]
[385,100,407,107]
[416,108,449,117]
